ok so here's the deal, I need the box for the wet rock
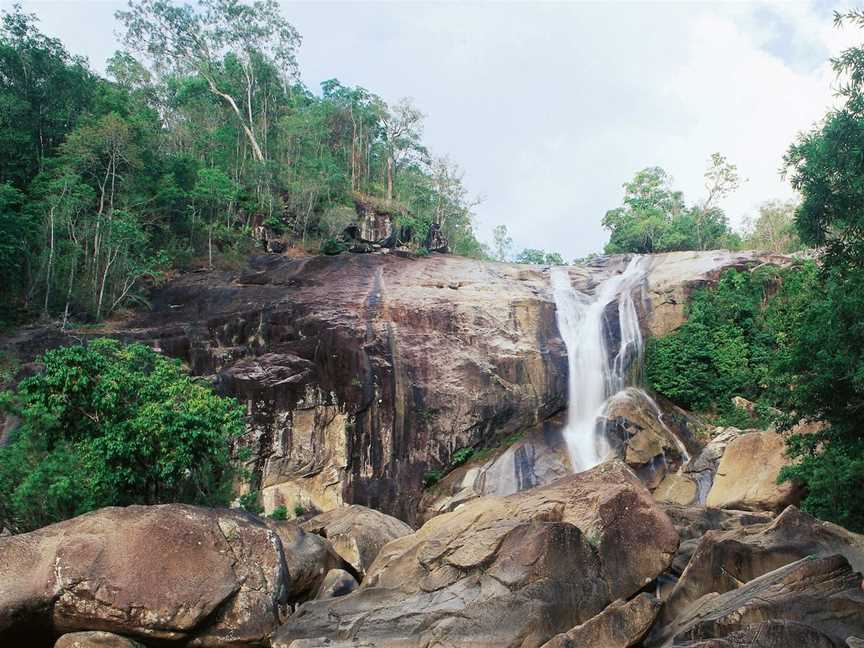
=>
[0,505,290,647]
[540,593,660,648]
[654,505,864,636]
[300,505,413,578]
[54,632,145,648]
[315,569,359,600]
[648,555,864,647]
[705,431,802,512]
[273,462,678,648]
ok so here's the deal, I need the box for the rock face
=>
[648,554,864,647]
[0,505,323,647]
[273,462,678,648]
[0,250,792,527]
[300,504,413,578]
[705,431,801,511]
[315,569,359,600]
[540,593,661,648]
[655,505,864,636]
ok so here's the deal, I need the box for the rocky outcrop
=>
[540,593,660,648]
[648,554,864,647]
[655,505,864,636]
[273,462,678,648]
[267,519,347,602]
[0,504,343,647]
[0,250,793,527]
[300,504,413,578]
[705,431,802,511]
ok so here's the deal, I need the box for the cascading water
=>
[551,256,651,472]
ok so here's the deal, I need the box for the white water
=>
[551,256,651,472]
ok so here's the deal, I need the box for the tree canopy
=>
[0,339,244,532]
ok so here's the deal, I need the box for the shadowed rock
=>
[648,555,864,647]
[54,632,145,648]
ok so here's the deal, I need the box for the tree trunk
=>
[386,155,394,201]
[206,78,265,162]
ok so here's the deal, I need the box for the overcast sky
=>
[7,0,858,258]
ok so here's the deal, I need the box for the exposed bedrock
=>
[0,250,792,525]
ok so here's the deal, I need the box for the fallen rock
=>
[705,431,801,511]
[540,593,660,648]
[654,506,864,638]
[54,632,145,648]
[0,505,291,647]
[273,462,678,648]
[300,505,413,578]
[316,569,359,600]
[267,520,347,602]
[648,554,864,647]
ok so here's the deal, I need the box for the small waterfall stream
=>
[551,256,651,472]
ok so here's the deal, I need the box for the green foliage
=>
[293,503,306,517]
[0,339,244,532]
[646,265,813,417]
[451,447,475,466]
[422,469,443,488]
[0,2,486,324]
[320,237,347,255]
[603,161,741,254]
[515,248,564,265]
[269,505,288,520]
[239,490,263,516]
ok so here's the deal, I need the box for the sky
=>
[6,0,860,259]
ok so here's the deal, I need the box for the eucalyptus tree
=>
[117,0,301,163]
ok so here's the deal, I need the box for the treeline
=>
[602,154,804,256]
[0,0,485,327]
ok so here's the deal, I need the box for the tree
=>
[492,224,513,261]
[515,248,564,265]
[117,0,301,163]
[0,339,244,532]
[382,98,425,200]
[191,167,238,267]
[743,200,802,253]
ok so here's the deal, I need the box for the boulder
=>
[540,593,660,648]
[0,505,292,647]
[316,569,359,600]
[300,505,413,578]
[648,555,864,647]
[267,520,347,602]
[54,632,145,648]
[273,462,678,648]
[672,620,838,648]
[654,505,864,637]
[705,431,801,512]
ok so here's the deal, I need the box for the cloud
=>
[12,0,858,258]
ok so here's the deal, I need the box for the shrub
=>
[269,505,288,521]
[320,237,346,255]
[0,339,244,532]
[451,447,475,466]
[422,469,443,488]
[293,503,307,518]
[239,491,263,516]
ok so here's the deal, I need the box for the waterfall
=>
[551,256,650,472]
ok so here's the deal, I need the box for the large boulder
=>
[273,462,678,648]
[647,554,864,647]
[0,505,301,647]
[654,505,864,636]
[267,519,347,602]
[705,431,801,511]
[300,505,413,578]
[540,593,660,648]
[55,632,145,648]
